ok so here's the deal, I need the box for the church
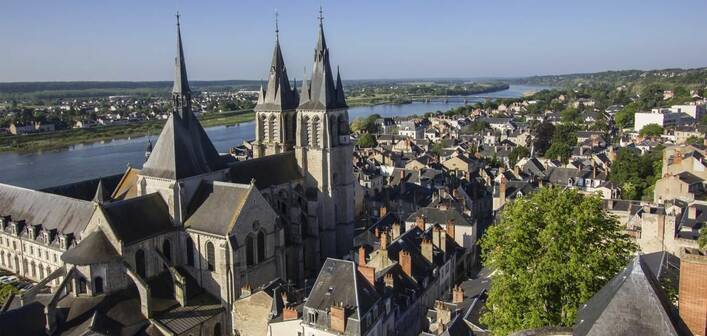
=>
[0,11,354,335]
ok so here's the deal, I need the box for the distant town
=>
[0,7,706,336]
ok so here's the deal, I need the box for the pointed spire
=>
[336,66,346,106]
[300,67,310,103]
[316,6,327,52]
[275,9,280,42]
[93,179,108,204]
[172,12,190,95]
[254,12,298,112]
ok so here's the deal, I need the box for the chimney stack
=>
[391,222,401,239]
[358,264,376,286]
[433,226,447,252]
[358,245,367,265]
[384,273,394,288]
[452,285,464,304]
[679,248,707,336]
[689,205,698,220]
[379,206,387,218]
[416,216,426,231]
[283,306,299,321]
[399,250,412,277]
[446,219,456,242]
[240,283,252,298]
[675,149,683,164]
[330,303,347,333]
[421,239,434,263]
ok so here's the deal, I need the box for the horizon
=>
[2,0,707,82]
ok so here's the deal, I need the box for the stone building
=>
[0,12,355,336]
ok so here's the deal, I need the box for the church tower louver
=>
[254,14,299,158]
[296,8,354,258]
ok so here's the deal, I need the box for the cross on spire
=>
[176,11,181,26]
[318,5,323,26]
[275,9,279,40]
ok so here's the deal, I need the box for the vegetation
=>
[356,133,377,148]
[0,283,18,305]
[480,187,635,335]
[543,124,577,163]
[608,146,664,200]
[699,227,707,250]
[639,124,664,137]
[508,146,530,166]
[350,114,382,134]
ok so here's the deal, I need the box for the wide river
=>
[0,85,547,189]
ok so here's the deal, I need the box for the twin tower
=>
[254,12,355,258]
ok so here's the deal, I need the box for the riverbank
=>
[0,110,255,153]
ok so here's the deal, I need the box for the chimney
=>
[358,264,376,286]
[675,149,683,164]
[499,175,507,201]
[399,250,412,277]
[283,306,299,321]
[416,215,426,231]
[679,248,707,336]
[380,231,389,257]
[452,188,460,198]
[384,273,394,288]
[592,161,597,179]
[358,245,367,265]
[330,303,347,333]
[281,291,289,305]
[240,283,252,298]
[435,301,452,326]
[446,219,456,241]
[433,226,447,252]
[452,285,464,304]
[391,222,401,239]
[379,206,387,218]
[421,239,434,263]
[374,227,380,238]
[689,206,698,220]
[513,165,520,177]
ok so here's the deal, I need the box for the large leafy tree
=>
[639,123,664,137]
[480,187,635,335]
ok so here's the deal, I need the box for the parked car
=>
[0,275,18,284]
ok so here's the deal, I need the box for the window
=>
[213,323,221,336]
[308,311,317,324]
[246,235,254,266]
[257,231,265,263]
[206,242,215,271]
[94,277,103,294]
[78,277,87,294]
[135,249,146,278]
[162,239,172,263]
[186,236,194,266]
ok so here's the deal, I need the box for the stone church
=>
[0,12,354,335]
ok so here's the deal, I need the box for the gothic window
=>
[268,115,276,143]
[22,259,27,275]
[135,249,146,278]
[78,277,87,294]
[303,116,311,146]
[246,235,254,266]
[186,236,194,266]
[46,266,51,278]
[312,117,320,148]
[162,239,172,263]
[39,266,44,279]
[94,277,103,294]
[0,251,4,266]
[214,323,222,336]
[206,241,215,271]
[258,115,266,142]
[330,115,338,146]
[257,231,266,263]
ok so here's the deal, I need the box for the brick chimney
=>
[689,205,698,220]
[679,248,707,336]
[435,300,452,326]
[384,273,394,288]
[452,285,464,304]
[374,227,380,238]
[421,239,434,263]
[358,264,376,286]
[391,222,401,239]
[416,215,426,231]
[379,206,387,218]
[330,303,347,333]
[433,226,447,252]
[358,245,367,265]
[446,219,456,241]
[399,250,412,277]
[283,306,299,321]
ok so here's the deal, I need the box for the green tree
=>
[509,146,530,166]
[615,102,638,129]
[356,133,377,148]
[699,227,707,250]
[480,187,635,335]
[639,124,664,137]
[532,122,555,155]
[686,136,703,146]
[430,141,444,158]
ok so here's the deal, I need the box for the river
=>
[0,84,548,189]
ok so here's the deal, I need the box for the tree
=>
[699,228,707,250]
[545,142,572,163]
[639,123,664,137]
[532,122,555,155]
[608,147,663,200]
[509,146,530,166]
[430,141,444,158]
[480,187,635,335]
[615,102,638,129]
[356,133,377,148]
[686,136,703,146]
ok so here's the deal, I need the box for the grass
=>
[0,110,255,153]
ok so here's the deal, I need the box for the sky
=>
[1,0,706,82]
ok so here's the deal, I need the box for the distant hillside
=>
[514,67,707,89]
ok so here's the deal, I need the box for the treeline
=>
[514,67,707,90]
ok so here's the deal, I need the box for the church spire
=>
[254,11,298,112]
[298,7,346,110]
[172,13,190,96]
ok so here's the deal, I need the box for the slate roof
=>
[305,258,380,323]
[254,33,299,112]
[229,151,303,189]
[676,171,704,185]
[185,181,254,236]
[406,207,472,227]
[0,183,95,235]
[298,20,347,110]
[62,229,121,266]
[573,255,684,336]
[100,193,174,245]
[40,174,122,202]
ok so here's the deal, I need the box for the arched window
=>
[135,249,146,278]
[186,236,194,267]
[258,115,266,141]
[206,242,215,271]
[257,231,266,263]
[303,116,311,145]
[214,323,221,336]
[39,266,44,279]
[22,258,28,275]
[78,277,87,294]
[0,251,4,266]
[268,115,276,143]
[94,277,103,294]
[246,235,254,266]
[46,266,51,279]
[312,117,320,148]
[162,239,172,263]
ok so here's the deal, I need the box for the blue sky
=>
[1,0,706,82]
